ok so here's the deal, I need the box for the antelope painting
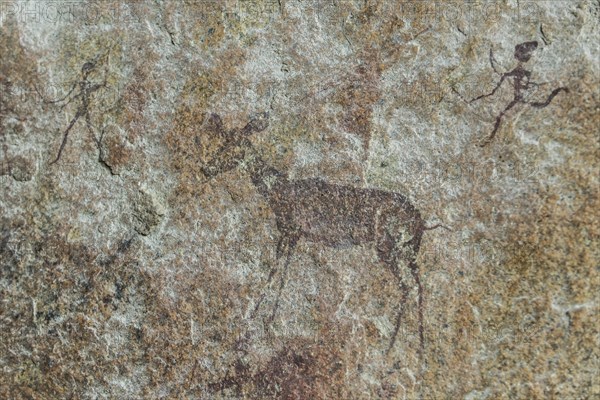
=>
[200,112,442,353]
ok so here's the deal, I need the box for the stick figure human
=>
[37,52,111,164]
[458,41,568,146]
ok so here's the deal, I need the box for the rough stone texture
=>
[0,1,598,399]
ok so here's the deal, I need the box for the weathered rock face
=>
[1,1,598,399]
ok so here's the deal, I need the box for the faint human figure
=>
[36,52,110,164]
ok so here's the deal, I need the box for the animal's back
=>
[268,178,421,247]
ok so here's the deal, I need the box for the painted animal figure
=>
[200,112,439,352]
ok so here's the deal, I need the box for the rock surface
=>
[0,1,598,399]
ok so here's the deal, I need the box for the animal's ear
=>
[242,112,269,135]
[205,113,224,133]
[205,112,238,142]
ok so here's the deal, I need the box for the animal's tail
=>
[410,222,450,354]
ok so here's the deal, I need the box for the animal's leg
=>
[408,258,424,354]
[405,229,426,356]
[393,242,426,357]
[1,144,11,176]
[528,87,568,108]
[252,234,297,320]
[387,261,409,355]
[376,231,410,353]
[275,234,287,260]
[268,237,297,324]
[251,271,278,318]
[251,292,267,318]
[480,99,519,146]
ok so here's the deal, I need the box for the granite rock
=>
[0,1,598,399]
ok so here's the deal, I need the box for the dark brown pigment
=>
[200,112,437,355]
[37,52,111,165]
[456,41,568,145]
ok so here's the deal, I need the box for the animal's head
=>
[514,41,538,62]
[199,112,269,178]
